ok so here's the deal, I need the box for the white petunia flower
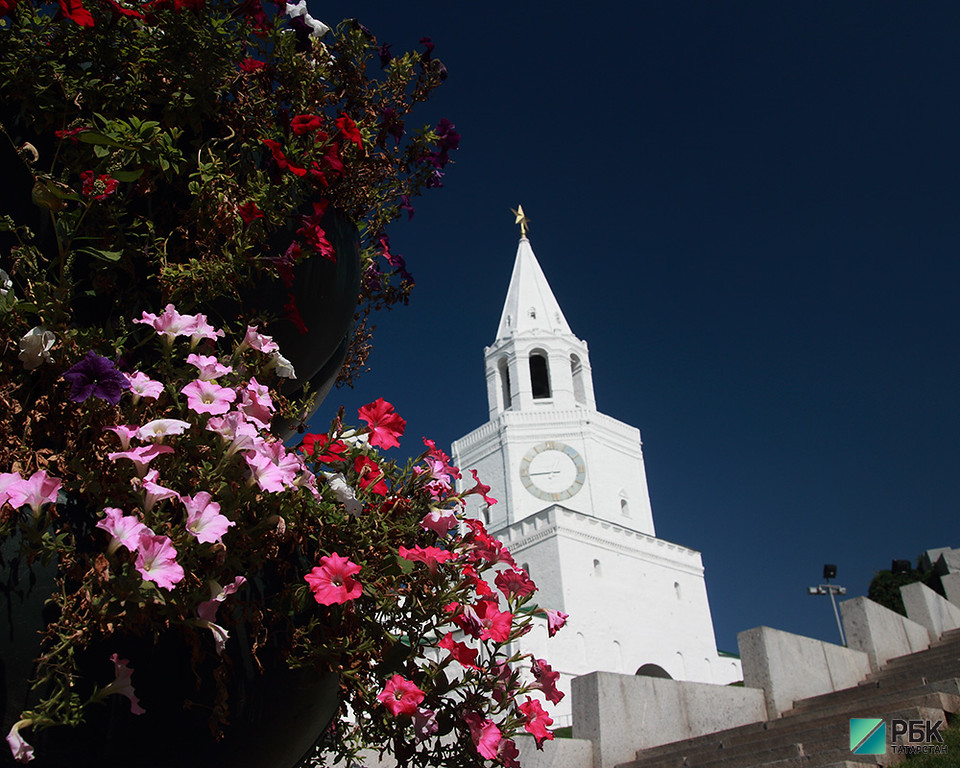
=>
[17,327,55,370]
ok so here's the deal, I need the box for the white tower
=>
[451,209,741,723]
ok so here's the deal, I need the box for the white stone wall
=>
[492,507,741,722]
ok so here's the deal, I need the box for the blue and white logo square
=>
[850,718,886,755]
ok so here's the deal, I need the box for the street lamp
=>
[807,564,847,646]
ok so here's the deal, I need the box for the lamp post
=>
[807,564,847,646]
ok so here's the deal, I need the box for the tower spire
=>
[495,228,572,340]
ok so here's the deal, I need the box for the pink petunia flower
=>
[398,545,455,575]
[186,353,232,381]
[244,441,300,493]
[437,632,480,670]
[187,313,224,348]
[0,472,23,509]
[531,658,565,705]
[462,711,502,760]
[108,444,174,478]
[140,469,180,514]
[134,304,197,345]
[237,377,274,428]
[126,371,164,402]
[105,424,140,450]
[420,505,460,537]
[5,470,61,516]
[495,568,537,601]
[241,325,279,354]
[196,600,231,655]
[134,531,184,590]
[498,738,522,768]
[376,674,425,717]
[412,707,438,741]
[358,397,406,449]
[467,468,498,506]
[181,379,237,416]
[102,653,145,715]
[207,412,262,456]
[304,552,362,605]
[183,491,234,544]
[474,599,513,643]
[5,719,34,764]
[96,507,149,555]
[518,697,554,749]
[195,575,246,654]
[542,608,569,638]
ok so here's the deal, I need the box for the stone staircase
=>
[615,628,960,768]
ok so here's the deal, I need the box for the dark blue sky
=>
[308,2,960,654]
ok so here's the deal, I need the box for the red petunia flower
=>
[283,293,308,335]
[291,114,323,135]
[239,57,267,73]
[57,0,94,25]
[358,397,406,449]
[354,455,388,495]
[238,200,264,225]
[80,170,119,201]
[335,114,363,150]
[301,433,347,464]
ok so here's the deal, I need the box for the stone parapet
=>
[572,672,765,768]
[839,595,930,671]
[737,625,870,718]
[901,581,960,641]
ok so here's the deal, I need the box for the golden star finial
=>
[510,204,530,238]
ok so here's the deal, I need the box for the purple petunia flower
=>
[62,351,131,405]
[379,42,393,69]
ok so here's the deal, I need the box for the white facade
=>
[451,231,741,723]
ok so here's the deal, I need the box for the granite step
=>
[619,704,943,768]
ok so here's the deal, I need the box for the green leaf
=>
[78,247,124,262]
[111,169,144,182]
[78,132,128,149]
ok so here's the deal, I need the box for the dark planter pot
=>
[1,537,340,768]
[251,206,362,430]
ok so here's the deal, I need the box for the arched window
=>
[571,354,586,404]
[620,496,630,517]
[498,358,512,409]
[674,581,682,600]
[592,558,602,577]
[529,352,551,399]
[636,664,672,679]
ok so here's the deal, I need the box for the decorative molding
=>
[498,507,705,575]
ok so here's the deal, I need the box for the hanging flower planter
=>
[0,0,569,766]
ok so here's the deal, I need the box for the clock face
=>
[519,442,586,501]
